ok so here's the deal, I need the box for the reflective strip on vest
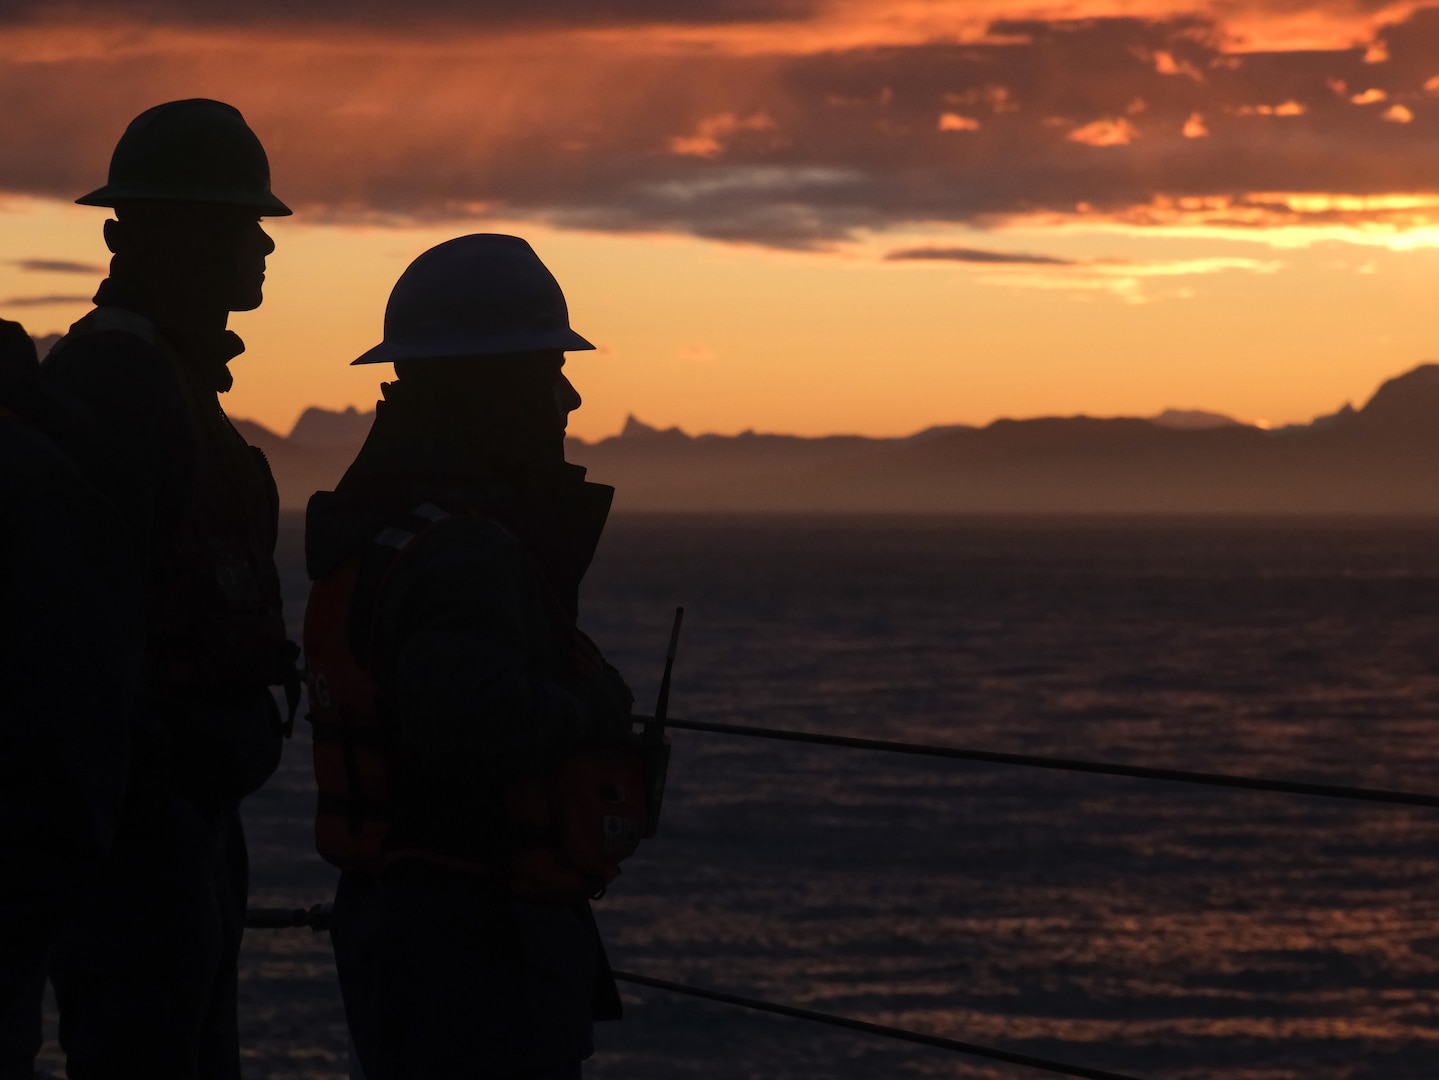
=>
[373,526,414,550]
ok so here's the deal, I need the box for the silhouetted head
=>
[357,234,594,474]
[0,317,39,400]
[103,202,274,315]
[390,350,582,473]
[80,99,288,319]
[0,317,80,438]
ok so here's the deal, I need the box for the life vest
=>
[48,307,300,715]
[304,502,647,899]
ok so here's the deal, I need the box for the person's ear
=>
[102,218,126,255]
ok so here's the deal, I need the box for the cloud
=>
[938,112,981,131]
[942,84,1016,113]
[11,258,105,274]
[1115,256,1281,277]
[0,0,823,31]
[1067,118,1142,146]
[882,246,1282,305]
[974,254,1281,301]
[668,112,776,158]
[884,246,1077,265]
[6,7,1439,249]
[1233,100,1307,116]
[1151,49,1205,80]
[0,294,92,307]
[0,0,1433,55]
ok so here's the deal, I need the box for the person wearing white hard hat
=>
[304,234,644,1080]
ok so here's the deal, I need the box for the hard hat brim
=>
[75,185,294,217]
[350,327,596,366]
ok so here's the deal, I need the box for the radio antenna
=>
[653,606,684,727]
[643,606,683,838]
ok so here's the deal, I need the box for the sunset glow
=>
[5,0,1439,441]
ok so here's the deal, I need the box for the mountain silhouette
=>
[1149,408,1244,430]
[1341,363,1439,434]
[237,364,1439,513]
[289,405,373,448]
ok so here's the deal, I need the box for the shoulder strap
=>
[349,501,454,671]
[49,306,161,361]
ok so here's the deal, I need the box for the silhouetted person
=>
[39,99,297,1080]
[305,235,643,1080]
[0,319,139,1080]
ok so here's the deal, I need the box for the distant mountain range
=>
[231,365,1439,514]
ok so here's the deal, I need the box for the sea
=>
[38,514,1439,1079]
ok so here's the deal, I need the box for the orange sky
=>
[4,0,1439,440]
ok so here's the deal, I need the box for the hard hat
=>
[77,99,291,216]
[351,234,594,365]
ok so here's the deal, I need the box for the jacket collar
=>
[93,277,244,393]
[310,395,614,618]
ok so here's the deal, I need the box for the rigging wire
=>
[246,712,1436,1077]
[611,970,1145,1080]
[239,909,1149,1080]
[655,716,1439,810]
[246,904,333,931]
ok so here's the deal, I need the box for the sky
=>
[4,0,1439,440]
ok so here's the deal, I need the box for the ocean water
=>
[45,515,1439,1079]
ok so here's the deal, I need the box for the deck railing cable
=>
[246,903,334,931]
[242,906,1146,1080]
[653,716,1439,810]
[244,711,1432,1079]
[609,969,1147,1080]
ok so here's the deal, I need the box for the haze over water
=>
[103,514,1434,1080]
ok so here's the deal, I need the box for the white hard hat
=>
[351,234,594,365]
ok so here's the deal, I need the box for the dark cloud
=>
[6,8,1439,248]
[885,246,1078,265]
[0,294,91,307]
[0,0,819,28]
[12,258,105,274]
[0,0,1421,32]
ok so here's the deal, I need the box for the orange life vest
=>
[304,503,646,899]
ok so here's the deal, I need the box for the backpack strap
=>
[49,306,162,359]
[348,501,454,671]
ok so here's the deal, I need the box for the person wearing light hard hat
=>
[39,99,298,1080]
[304,234,639,1080]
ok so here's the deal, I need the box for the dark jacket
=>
[40,282,289,806]
[0,323,138,1078]
[309,384,629,1075]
